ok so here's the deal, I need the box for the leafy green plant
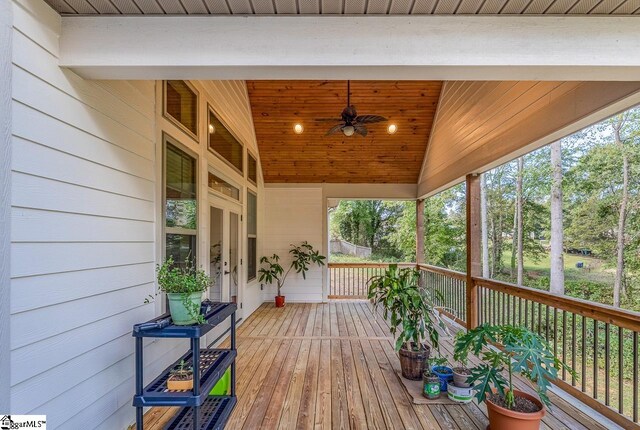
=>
[368,265,445,352]
[156,257,210,324]
[454,324,574,410]
[170,360,193,379]
[259,242,326,297]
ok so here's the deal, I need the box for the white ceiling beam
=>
[60,16,640,80]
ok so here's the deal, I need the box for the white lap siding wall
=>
[9,0,181,428]
[9,2,266,427]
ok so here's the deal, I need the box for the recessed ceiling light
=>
[387,124,398,134]
[294,123,304,134]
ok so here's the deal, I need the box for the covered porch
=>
[142,302,611,430]
[4,1,640,429]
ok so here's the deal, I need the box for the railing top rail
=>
[327,262,415,268]
[474,276,640,333]
[417,263,467,281]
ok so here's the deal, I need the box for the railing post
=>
[466,174,481,329]
[416,198,425,265]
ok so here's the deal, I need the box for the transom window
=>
[164,80,198,139]
[208,172,240,201]
[208,107,244,174]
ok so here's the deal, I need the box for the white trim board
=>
[59,16,640,81]
[0,0,12,412]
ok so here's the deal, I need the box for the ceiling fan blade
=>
[354,126,368,137]
[355,114,388,124]
[325,123,345,136]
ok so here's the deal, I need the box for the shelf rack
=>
[132,302,237,430]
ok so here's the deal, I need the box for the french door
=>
[209,200,242,315]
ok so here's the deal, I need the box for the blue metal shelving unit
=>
[132,302,237,430]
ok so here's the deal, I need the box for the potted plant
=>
[422,369,441,400]
[157,257,210,325]
[452,332,472,388]
[259,241,325,307]
[429,355,453,391]
[167,360,193,391]
[368,265,444,380]
[454,324,573,430]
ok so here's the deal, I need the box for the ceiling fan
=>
[317,81,388,137]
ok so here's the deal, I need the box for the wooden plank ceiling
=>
[418,80,640,196]
[247,80,442,183]
[45,0,640,14]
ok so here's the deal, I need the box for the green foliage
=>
[454,324,573,409]
[331,200,405,257]
[259,242,326,296]
[156,257,210,294]
[368,265,443,351]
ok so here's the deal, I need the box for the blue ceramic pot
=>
[431,365,454,391]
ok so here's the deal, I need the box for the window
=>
[165,138,197,266]
[164,80,198,139]
[247,191,257,281]
[208,172,240,201]
[248,152,257,184]
[208,107,243,173]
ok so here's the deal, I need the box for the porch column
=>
[416,199,425,264]
[466,174,481,329]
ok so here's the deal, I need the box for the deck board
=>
[141,302,613,430]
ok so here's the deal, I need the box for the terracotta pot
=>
[167,374,193,391]
[398,343,430,380]
[275,295,285,307]
[485,390,545,430]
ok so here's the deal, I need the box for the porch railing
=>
[327,262,414,299]
[329,261,640,429]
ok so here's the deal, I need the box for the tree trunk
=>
[510,203,517,279]
[613,118,628,308]
[550,140,565,295]
[516,157,524,286]
[481,173,489,278]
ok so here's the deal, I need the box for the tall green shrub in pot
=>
[368,265,444,380]
[157,257,210,325]
[259,241,326,307]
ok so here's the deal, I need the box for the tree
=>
[481,173,489,277]
[516,157,524,286]
[613,113,630,307]
[550,140,565,295]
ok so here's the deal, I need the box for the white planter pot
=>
[447,383,474,403]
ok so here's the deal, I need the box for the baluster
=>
[633,331,638,423]
[562,310,567,381]
[572,313,577,386]
[619,327,624,414]
[582,316,587,392]
[605,323,610,406]
[594,320,599,399]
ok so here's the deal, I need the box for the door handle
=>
[224,270,231,275]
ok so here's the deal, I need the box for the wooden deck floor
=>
[142,302,613,430]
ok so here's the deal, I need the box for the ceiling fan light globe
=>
[342,125,355,137]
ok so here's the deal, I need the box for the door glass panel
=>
[229,213,239,303]
[210,207,223,302]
